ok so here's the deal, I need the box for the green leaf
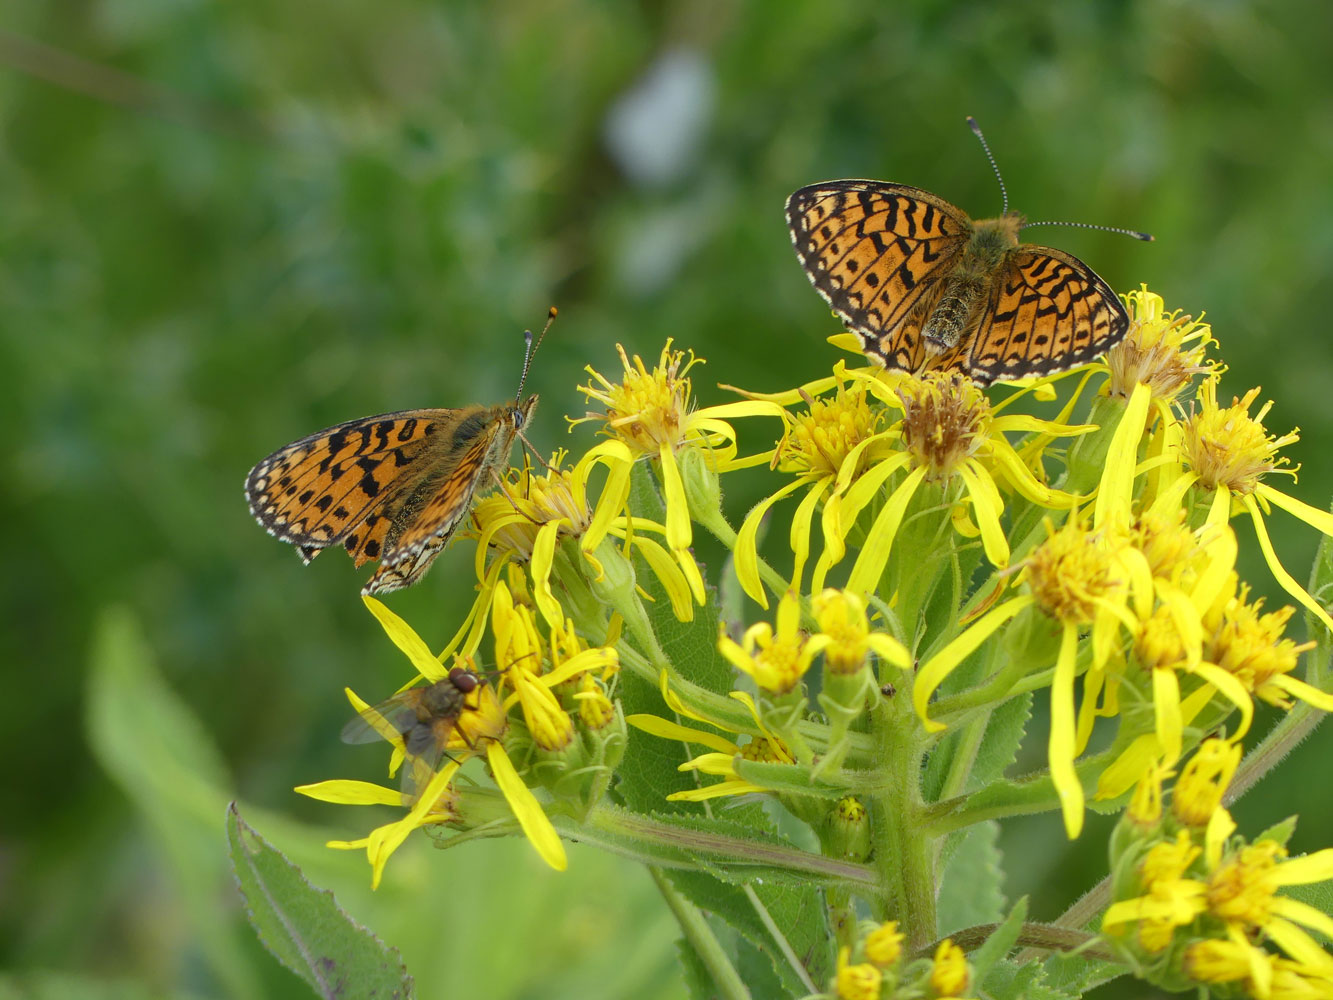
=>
[615,461,762,822]
[1308,501,1333,667]
[923,691,1032,803]
[666,867,831,998]
[1280,879,1333,939]
[85,607,261,998]
[969,896,1027,984]
[981,960,1074,1000]
[674,939,717,1000]
[1255,814,1300,848]
[226,804,413,999]
[0,972,210,1000]
[936,820,1005,935]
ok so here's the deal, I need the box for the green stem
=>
[650,867,752,1000]
[581,804,880,893]
[693,503,793,602]
[869,696,935,947]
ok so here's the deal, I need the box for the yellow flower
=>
[733,370,897,606]
[1205,582,1330,713]
[627,688,793,802]
[573,341,776,607]
[1180,379,1333,635]
[864,922,904,968]
[1172,738,1241,828]
[816,368,1088,595]
[1105,286,1220,405]
[836,947,883,1000]
[929,939,970,998]
[718,590,818,695]
[295,594,576,884]
[470,450,698,628]
[809,588,910,677]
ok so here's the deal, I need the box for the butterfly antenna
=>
[516,306,558,402]
[1020,220,1155,242]
[967,116,1008,216]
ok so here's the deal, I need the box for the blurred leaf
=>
[0,973,209,1000]
[937,820,1005,936]
[85,606,260,997]
[227,803,413,999]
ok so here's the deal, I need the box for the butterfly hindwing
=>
[245,409,447,552]
[786,180,972,360]
[964,247,1129,383]
[363,404,517,595]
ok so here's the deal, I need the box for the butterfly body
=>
[786,179,1130,385]
[246,395,537,595]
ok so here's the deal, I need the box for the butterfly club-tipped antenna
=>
[515,306,558,404]
[966,116,1155,243]
[966,115,1009,217]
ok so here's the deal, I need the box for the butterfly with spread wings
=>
[245,311,553,594]
[786,119,1150,385]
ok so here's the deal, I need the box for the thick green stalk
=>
[869,694,935,948]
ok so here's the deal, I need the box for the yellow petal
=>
[625,713,739,755]
[487,741,567,871]
[658,443,692,552]
[913,595,1033,730]
[1244,494,1333,635]
[294,780,403,806]
[957,460,1009,567]
[735,478,807,608]
[846,465,927,595]
[1093,382,1151,530]
[1050,625,1084,837]
[362,596,446,681]
[530,521,565,629]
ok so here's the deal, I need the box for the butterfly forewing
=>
[964,248,1129,383]
[247,397,534,593]
[245,410,445,553]
[786,181,972,362]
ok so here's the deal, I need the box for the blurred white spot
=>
[604,49,714,188]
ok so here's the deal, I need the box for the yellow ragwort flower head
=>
[1207,840,1285,925]
[1172,738,1241,828]
[1126,758,1170,829]
[577,340,702,455]
[474,453,593,561]
[1125,509,1201,584]
[1022,520,1121,625]
[810,588,910,677]
[864,921,904,969]
[836,947,883,1000]
[1206,587,1319,709]
[775,380,883,479]
[575,672,616,730]
[1106,286,1219,402]
[929,939,970,998]
[896,370,990,481]
[718,591,817,695]
[1183,381,1299,496]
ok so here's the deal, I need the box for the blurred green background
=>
[4,2,1333,997]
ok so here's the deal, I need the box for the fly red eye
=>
[449,667,480,693]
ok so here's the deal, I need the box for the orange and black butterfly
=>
[341,665,483,798]
[245,310,554,594]
[786,118,1151,386]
